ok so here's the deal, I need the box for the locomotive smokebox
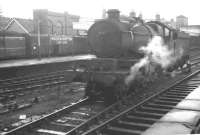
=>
[107,9,120,21]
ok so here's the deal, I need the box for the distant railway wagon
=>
[0,31,31,59]
[30,35,90,57]
[0,31,91,59]
[0,36,25,58]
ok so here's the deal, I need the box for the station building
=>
[0,10,80,57]
[176,15,188,29]
[33,9,79,36]
[1,9,79,36]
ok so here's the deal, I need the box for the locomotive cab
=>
[146,21,174,43]
[146,21,190,71]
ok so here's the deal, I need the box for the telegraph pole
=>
[37,20,41,60]
[0,7,2,30]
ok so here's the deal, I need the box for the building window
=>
[56,21,63,35]
[48,19,54,35]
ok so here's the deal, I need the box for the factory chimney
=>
[107,9,120,21]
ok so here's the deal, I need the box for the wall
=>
[33,9,79,36]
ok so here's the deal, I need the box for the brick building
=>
[4,18,34,34]
[1,9,79,36]
[176,15,188,29]
[1,10,80,57]
[155,14,161,21]
[33,9,79,35]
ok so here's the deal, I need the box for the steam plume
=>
[125,36,183,86]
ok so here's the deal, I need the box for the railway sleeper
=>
[128,111,164,119]
[173,85,197,88]
[168,89,194,93]
[36,129,66,135]
[111,120,151,131]
[169,87,196,91]
[124,115,157,124]
[159,94,187,99]
[187,80,200,84]
[51,121,78,128]
[185,82,200,86]
[171,87,195,91]
[143,103,174,110]
[138,105,170,114]
[55,116,87,124]
[175,84,198,88]
[164,91,191,96]
[155,97,183,103]
[162,91,189,96]
[188,78,200,81]
[102,126,142,135]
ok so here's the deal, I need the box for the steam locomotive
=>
[88,9,189,60]
[81,9,190,103]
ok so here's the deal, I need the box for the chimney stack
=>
[107,9,120,21]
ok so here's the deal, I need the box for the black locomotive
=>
[83,9,191,103]
[88,9,190,61]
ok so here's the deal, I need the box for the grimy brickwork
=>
[33,9,79,36]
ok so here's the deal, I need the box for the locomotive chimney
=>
[107,9,120,21]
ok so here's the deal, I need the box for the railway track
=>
[0,69,79,97]
[81,70,200,135]
[0,69,72,86]
[2,97,107,135]
[190,46,200,67]
[191,57,200,66]
[0,68,86,117]
[2,70,200,135]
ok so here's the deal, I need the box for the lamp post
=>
[37,20,41,60]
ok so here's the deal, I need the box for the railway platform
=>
[0,55,96,79]
[0,55,96,69]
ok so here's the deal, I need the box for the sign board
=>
[50,35,73,44]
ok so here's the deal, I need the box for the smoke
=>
[125,56,149,85]
[125,36,183,86]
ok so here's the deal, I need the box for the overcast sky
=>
[0,0,199,25]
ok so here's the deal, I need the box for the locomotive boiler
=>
[88,9,190,63]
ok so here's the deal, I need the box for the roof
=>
[147,21,175,30]
[107,9,120,13]
[16,18,34,33]
[0,17,10,30]
[177,15,187,19]
[4,18,34,34]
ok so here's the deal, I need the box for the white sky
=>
[0,0,200,25]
